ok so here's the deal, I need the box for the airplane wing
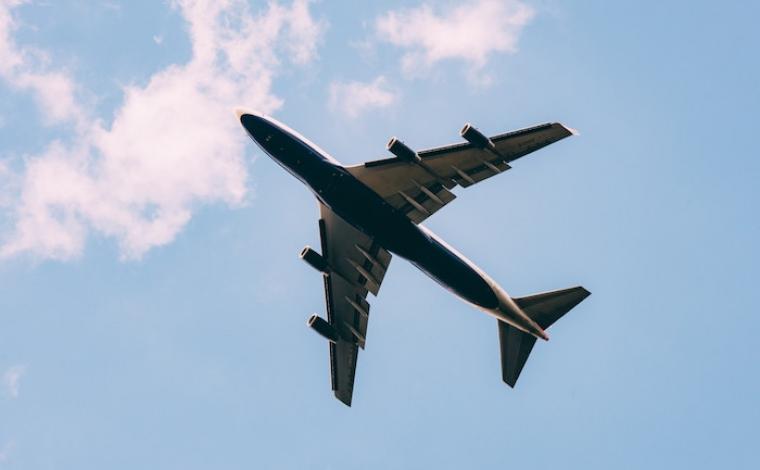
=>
[345,122,576,223]
[312,203,392,406]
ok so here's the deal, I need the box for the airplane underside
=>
[237,109,591,406]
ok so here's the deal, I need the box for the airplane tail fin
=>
[498,286,590,387]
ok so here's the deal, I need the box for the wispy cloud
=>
[0,0,87,128]
[0,160,14,209]
[3,365,25,398]
[0,0,325,260]
[375,0,534,83]
[0,440,15,463]
[328,76,398,118]
[101,2,122,13]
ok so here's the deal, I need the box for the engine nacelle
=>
[460,123,495,150]
[387,137,420,162]
[300,246,328,274]
[307,314,339,343]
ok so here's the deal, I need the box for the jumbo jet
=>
[237,109,590,406]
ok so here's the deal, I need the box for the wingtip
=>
[570,285,592,301]
[561,123,580,136]
[336,395,352,407]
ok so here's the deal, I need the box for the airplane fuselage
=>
[240,112,547,340]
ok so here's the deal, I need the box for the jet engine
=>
[460,123,495,150]
[300,246,328,274]
[307,314,339,343]
[387,137,420,162]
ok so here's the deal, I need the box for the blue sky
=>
[1,1,758,468]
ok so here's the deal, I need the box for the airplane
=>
[236,109,591,406]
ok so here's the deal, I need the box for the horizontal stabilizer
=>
[514,286,590,329]
[498,286,590,387]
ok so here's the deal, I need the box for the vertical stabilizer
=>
[498,321,537,387]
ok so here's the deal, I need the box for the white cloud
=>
[152,34,163,45]
[0,0,87,128]
[328,76,398,118]
[0,0,325,260]
[375,0,534,81]
[0,160,16,209]
[3,365,25,398]
[102,2,122,13]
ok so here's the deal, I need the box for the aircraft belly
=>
[319,168,500,310]
[323,175,421,254]
[410,249,500,310]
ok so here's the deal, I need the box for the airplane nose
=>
[237,111,269,137]
[237,110,282,155]
[234,107,269,123]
